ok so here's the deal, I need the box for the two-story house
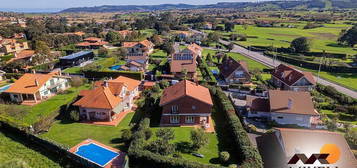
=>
[219,57,251,84]
[73,76,140,122]
[123,39,154,70]
[170,44,202,79]
[1,41,29,54]
[5,71,71,105]
[246,90,320,128]
[257,128,357,168]
[159,80,213,128]
[76,37,108,49]
[271,64,316,91]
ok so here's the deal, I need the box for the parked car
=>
[192,153,204,158]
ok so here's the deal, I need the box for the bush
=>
[69,110,79,122]
[121,129,132,143]
[144,129,152,140]
[70,76,85,87]
[190,128,208,151]
[219,151,230,163]
[228,164,238,168]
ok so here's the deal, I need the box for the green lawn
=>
[150,127,220,164]
[227,24,356,55]
[63,66,81,74]
[150,49,167,59]
[0,85,90,127]
[40,112,135,150]
[0,131,61,168]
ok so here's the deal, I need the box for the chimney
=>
[35,79,39,86]
[287,99,293,109]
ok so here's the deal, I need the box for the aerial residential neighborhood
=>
[0,1,356,168]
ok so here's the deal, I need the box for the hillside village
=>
[0,3,356,168]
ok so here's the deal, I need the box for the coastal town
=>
[0,1,356,168]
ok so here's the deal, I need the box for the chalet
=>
[73,76,140,122]
[76,37,108,49]
[170,43,202,79]
[257,128,357,168]
[271,64,316,91]
[159,80,213,128]
[4,71,71,105]
[59,51,94,68]
[219,57,251,84]
[123,39,154,59]
[1,41,29,54]
[246,90,320,128]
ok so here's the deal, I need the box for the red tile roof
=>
[5,73,53,94]
[14,50,35,60]
[74,86,122,109]
[170,60,197,73]
[160,80,213,106]
[122,39,154,48]
[219,57,249,78]
[112,76,141,91]
[272,64,316,86]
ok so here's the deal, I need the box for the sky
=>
[0,0,257,9]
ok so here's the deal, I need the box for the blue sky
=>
[0,0,256,9]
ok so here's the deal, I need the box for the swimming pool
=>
[75,143,119,167]
[0,84,11,93]
[110,65,122,70]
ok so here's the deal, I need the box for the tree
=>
[121,129,132,142]
[34,40,50,56]
[206,53,213,65]
[290,37,310,53]
[230,34,239,41]
[208,32,220,44]
[181,69,188,80]
[162,42,175,56]
[113,48,128,62]
[70,110,80,121]
[156,128,175,142]
[190,128,208,151]
[225,22,235,32]
[147,128,176,155]
[219,151,230,163]
[70,76,85,87]
[105,31,121,43]
[98,47,108,57]
[227,43,234,52]
[151,34,163,46]
[338,25,357,47]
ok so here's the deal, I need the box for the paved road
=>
[218,39,357,99]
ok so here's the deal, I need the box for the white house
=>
[5,71,71,105]
[246,90,320,128]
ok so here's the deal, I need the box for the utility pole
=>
[317,50,325,84]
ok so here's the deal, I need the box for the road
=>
[218,39,357,99]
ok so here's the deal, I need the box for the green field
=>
[40,112,135,150]
[211,23,356,55]
[0,85,90,127]
[0,131,61,168]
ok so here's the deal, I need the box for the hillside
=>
[60,0,357,13]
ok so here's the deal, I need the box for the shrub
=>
[70,76,85,88]
[144,129,152,140]
[219,151,230,163]
[69,110,79,122]
[190,128,208,151]
[228,164,238,168]
[121,129,132,143]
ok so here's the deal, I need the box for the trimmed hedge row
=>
[316,84,357,105]
[208,86,263,168]
[264,51,357,73]
[198,59,217,85]
[128,118,222,168]
[83,70,143,80]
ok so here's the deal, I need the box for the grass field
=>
[210,23,356,55]
[0,131,61,168]
[0,85,90,127]
[40,112,135,151]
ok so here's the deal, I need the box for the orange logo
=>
[288,144,340,165]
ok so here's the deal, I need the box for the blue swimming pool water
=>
[211,69,219,75]
[0,85,11,92]
[75,143,119,167]
[110,65,122,70]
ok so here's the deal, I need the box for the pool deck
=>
[69,139,126,168]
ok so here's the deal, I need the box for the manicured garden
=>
[0,84,90,128]
[40,112,135,150]
[0,131,61,168]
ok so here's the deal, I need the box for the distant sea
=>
[0,8,63,13]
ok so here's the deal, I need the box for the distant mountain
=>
[60,0,357,13]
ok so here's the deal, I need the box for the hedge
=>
[83,70,143,80]
[207,86,263,168]
[198,59,217,85]
[128,118,222,168]
[264,51,357,73]
[316,84,357,105]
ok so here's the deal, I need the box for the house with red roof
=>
[116,30,133,38]
[73,76,140,121]
[246,90,320,128]
[271,64,316,91]
[122,39,154,71]
[219,57,251,84]
[170,43,202,79]
[159,80,213,128]
[4,71,71,105]
[76,37,108,49]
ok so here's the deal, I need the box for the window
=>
[185,116,194,123]
[50,79,55,85]
[296,116,303,121]
[170,116,180,124]
[277,116,284,119]
[192,105,196,110]
[171,105,179,113]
